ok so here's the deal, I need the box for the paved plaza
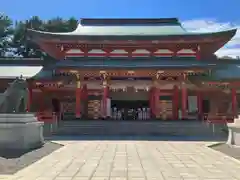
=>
[2,139,240,180]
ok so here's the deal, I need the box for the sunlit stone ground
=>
[2,138,240,180]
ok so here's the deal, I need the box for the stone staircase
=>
[54,120,227,137]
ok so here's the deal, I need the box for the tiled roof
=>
[53,57,220,69]
[213,65,240,80]
[30,57,220,80]
[188,65,240,82]
[27,28,237,41]
[26,17,237,41]
[0,66,43,79]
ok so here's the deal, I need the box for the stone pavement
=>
[3,140,240,180]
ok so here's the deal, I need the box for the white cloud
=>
[215,49,240,58]
[182,19,240,58]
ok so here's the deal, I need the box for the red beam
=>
[65,53,197,57]
[43,38,222,44]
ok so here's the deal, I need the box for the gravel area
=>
[210,143,240,160]
[0,141,62,175]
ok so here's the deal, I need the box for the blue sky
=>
[1,0,240,57]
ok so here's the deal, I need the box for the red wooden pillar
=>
[82,84,87,100]
[155,88,160,118]
[75,79,81,118]
[39,90,44,111]
[173,85,179,120]
[149,88,152,116]
[197,91,203,119]
[85,85,89,100]
[196,45,201,60]
[102,81,108,118]
[181,84,187,119]
[26,85,33,112]
[82,84,87,117]
[150,87,155,117]
[231,88,237,116]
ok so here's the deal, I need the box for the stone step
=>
[54,120,226,136]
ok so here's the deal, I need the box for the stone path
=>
[3,140,240,180]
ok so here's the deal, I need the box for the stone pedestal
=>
[0,113,44,150]
[227,118,240,146]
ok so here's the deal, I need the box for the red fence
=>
[203,113,234,124]
[36,111,58,123]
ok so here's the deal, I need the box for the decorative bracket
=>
[99,71,108,80]
[156,70,164,79]
[102,80,108,88]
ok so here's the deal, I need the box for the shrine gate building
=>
[26,18,239,122]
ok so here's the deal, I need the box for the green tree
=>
[44,17,78,32]
[66,17,78,32]
[12,16,45,57]
[12,16,78,58]
[0,14,13,57]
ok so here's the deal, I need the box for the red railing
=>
[36,111,58,123]
[203,113,234,124]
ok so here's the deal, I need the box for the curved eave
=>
[26,28,237,42]
[54,65,216,70]
[0,66,43,79]
[53,58,220,69]
[29,67,56,81]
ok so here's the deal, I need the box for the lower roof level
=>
[0,56,239,83]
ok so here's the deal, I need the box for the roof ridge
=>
[80,18,181,26]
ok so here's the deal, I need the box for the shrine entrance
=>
[111,100,150,120]
[52,98,60,113]
[109,87,150,120]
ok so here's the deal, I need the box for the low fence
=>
[36,111,59,135]
[203,113,234,134]
[203,113,234,124]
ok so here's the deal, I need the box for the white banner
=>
[107,98,111,117]
[188,96,197,113]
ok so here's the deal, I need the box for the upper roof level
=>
[56,18,188,36]
[27,18,237,40]
[26,18,237,59]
